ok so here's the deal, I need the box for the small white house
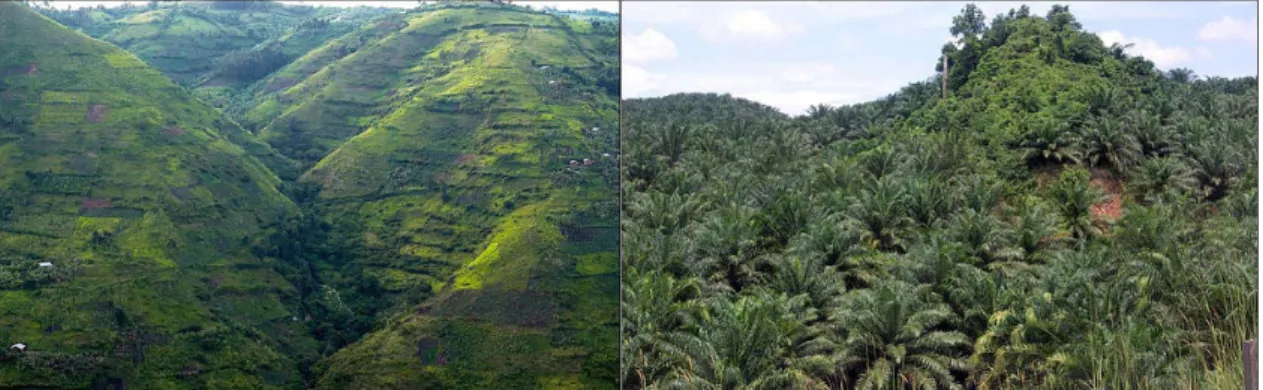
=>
[10,343,26,352]
[602,153,611,157]
[548,80,556,85]
[37,262,52,268]
[539,65,551,70]
[591,127,600,132]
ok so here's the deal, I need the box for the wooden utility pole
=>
[941,54,948,99]
[1247,339,1258,390]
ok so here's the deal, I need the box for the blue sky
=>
[623,2,1258,115]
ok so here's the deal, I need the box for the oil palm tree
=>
[832,281,970,390]
[625,190,707,235]
[904,175,955,228]
[673,290,824,390]
[1013,116,1082,167]
[786,213,882,289]
[1044,167,1110,242]
[858,145,904,180]
[622,269,708,389]
[1079,117,1142,173]
[1121,109,1175,157]
[651,122,695,168]
[760,254,846,324]
[1127,156,1197,203]
[1187,137,1243,201]
[694,203,763,292]
[946,209,1018,267]
[969,293,1077,389]
[1008,196,1064,264]
[847,176,912,252]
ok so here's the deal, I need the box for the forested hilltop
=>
[621,5,1256,389]
[2,1,618,388]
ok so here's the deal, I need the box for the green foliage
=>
[7,2,619,389]
[622,4,1257,390]
[0,3,310,388]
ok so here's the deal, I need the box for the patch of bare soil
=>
[164,126,185,136]
[455,154,477,164]
[80,197,112,213]
[84,104,108,123]
[1090,168,1123,221]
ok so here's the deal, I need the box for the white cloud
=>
[776,62,837,84]
[1097,30,1192,69]
[1195,47,1214,60]
[701,10,804,43]
[622,65,666,98]
[1198,16,1257,43]
[624,28,678,64]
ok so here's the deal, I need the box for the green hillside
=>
[32,1,394,114]
[3,1,617,388]
[267,5,619,388]
[622,4,1256,390]
[0,3,314,388]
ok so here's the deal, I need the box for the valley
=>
[0,1,618,389]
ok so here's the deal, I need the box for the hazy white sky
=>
[624,2,1258,115]
[46,1,618,12]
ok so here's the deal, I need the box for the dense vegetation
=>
[0,3,308,388]
[621,5,1257,389]
[31,1,394,115]
[286,3,619,388]
[3,1,617,389]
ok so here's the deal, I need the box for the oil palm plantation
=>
[620,5,1256,389]
[831,281,970,390]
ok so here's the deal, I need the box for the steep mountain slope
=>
[249,4,620,388]
[0,4,314,388]
[242,4,618,172]
[33,1,394,114]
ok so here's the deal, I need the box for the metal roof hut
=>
[10,343,26,352]
[38,262,52,268]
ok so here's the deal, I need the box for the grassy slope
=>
[0,4,314,388]
[287,5,618,389]
[33,2,394,118]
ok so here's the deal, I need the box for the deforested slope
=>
[0,4,314,388]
